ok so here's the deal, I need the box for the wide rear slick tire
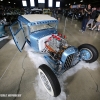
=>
[38,64,61,97]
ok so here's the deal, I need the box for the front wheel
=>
[78,44,99,63]
[38,64,61,97]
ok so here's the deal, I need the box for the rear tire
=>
[38,64,61,97]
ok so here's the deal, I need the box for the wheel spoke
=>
[40,72,51,91]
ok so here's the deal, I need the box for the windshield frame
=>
[29,23,57,33]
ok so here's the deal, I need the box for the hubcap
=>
[80,48,93,61]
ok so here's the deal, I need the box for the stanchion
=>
[72,14,74,21]
[63,17,68,35]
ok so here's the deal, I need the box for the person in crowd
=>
[91,21,100,31]
[91,14,100,31]
[52,8,56,18]
[64,8,69,18]
[68,5,74,19]
[79,4,92,33]
[86,7,97,29]
[98,24,100,31]
[56,8,62,21]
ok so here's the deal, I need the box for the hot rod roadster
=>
[10,14,99,97]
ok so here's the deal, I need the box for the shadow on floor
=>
[0,39,10,49]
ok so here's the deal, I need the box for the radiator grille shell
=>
[64,53,79,70]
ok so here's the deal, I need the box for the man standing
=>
[79,4,92,33]
[56,8,62,21]
[86,7,97,29]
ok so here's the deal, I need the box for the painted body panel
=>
[10,14,58,51]
[18,14,58,27]
[10,21,26,52]
[30,28,57,51]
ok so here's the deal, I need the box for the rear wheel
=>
[78,44,99,63]
[38,64,61,97]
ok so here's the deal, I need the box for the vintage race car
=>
[10,14,99,97]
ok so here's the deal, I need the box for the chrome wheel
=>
[38,69,54,96]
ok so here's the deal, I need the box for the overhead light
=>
[74,2,76,4]
[22,1,27,6]
[56,1,60,7]
[30,0,35,7]
[0,0,3,1]
[80,0,83,2]
[8,2,10,3]
[14,3,16,4]
[48,0,53,7]
[69,3,70,5]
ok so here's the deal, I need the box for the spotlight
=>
[80,0,83,2]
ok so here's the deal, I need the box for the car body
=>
[43,9,51,16]
[10,14,99,97]
[31,8,43,14]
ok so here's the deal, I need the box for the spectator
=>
[98,24,100,31]
[86,7,97,29]
[56,8,62,21]
[64,8,69,18]
[91,14,100,31]
[79,4,92,33]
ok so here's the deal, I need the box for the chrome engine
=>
[44,34,80,73]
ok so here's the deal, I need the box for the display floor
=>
[0,18,100,100]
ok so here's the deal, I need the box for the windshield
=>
[30,23,56,33]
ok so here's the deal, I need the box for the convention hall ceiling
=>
[0,0,100,7]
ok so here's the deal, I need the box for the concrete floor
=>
[0,17,100,100]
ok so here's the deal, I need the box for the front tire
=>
[38,64,61,97]
[78,44,99,63]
